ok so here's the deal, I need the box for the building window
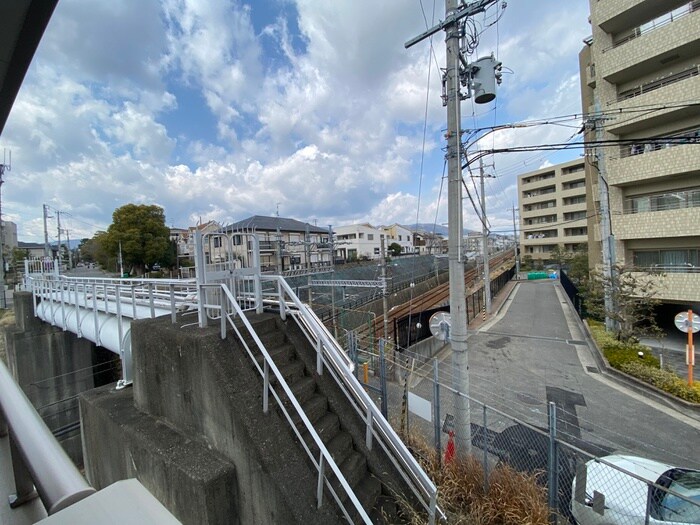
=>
[564,227,587,236]
[374,248,380,255]
[525,214,557,225]
[564,211,587,221]
[563,196,586,206]
[633,249,699,271]
[563,180,585,190]
[624,187,700,214]
[368,234,374,240]
[359,233,364,239]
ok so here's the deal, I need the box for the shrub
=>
[619,362,700,403]
[587,322,659,368]
[587,320,700,402]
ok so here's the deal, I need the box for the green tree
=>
[388,242,402,257]
[99,204,171,275]
[567,243,589,286]
[584,264,663,343]
[547,244,571,271]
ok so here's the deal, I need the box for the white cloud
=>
[1,0,592,243]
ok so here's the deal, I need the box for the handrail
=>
[263,274,440,524]
[0,359,95,513]
[200,282,372,524]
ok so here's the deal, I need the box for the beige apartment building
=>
[580,0,700,305]
[518,158,588,262]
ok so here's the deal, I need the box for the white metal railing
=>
[198,282,372,524]
[0,359,95,513]
[192,229,441,522]
[263,274,440,524]
[26,275,199,388]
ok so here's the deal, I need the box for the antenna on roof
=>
[276,203,280,217]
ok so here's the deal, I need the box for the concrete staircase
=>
[245,315,404,524]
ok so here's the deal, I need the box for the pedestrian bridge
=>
[9,230,440,524]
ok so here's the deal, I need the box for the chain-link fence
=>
[346,339,700,524]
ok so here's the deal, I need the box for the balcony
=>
[595,0,687,34]
[606,73,700,134]
[599,6,700,84]
[608,143,700,186]
[613,206,698,240]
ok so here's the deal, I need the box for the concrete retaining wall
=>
[2,292,119,464]
[80,313,344,525]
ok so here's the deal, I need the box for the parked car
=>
[572,455,700,524]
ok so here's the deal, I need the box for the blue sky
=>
[1,0,591,243]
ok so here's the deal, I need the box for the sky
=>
[1,0,592,244]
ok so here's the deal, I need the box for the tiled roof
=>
[224,215,328,234]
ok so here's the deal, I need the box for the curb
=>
[558,283,700,422]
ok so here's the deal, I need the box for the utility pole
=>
[329,225,338,339]
[57,211,63,269]
[511,204,521,278]
[65,228,73,269]
[43,204,51,258]
[591,105,615,332]
[406,0,501,456]
[480,157,491,315]
[380,235,389,342]
[0,151,9,309]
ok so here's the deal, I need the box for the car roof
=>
[596,455,675,483]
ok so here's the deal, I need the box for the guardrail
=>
[198,281,373,524]
[26,275,199,387]
[263,274,441,524]
[0,359,95,514]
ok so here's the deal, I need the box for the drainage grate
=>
[586,366,599,374]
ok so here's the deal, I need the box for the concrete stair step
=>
[293,394,328,431]
[338,450,367,490]
[274,359,306,385]
[243,326,286,350]
[347,475,382,524]
[289,376,316,405]
[301,412,341,457]
[369,494,404,524]
[255,343,296,366]
[326,430,353,467]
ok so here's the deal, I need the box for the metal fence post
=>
[379,339,388,419]
[547,401,559,523]
[433,359,441,463]
[483,403,489,494]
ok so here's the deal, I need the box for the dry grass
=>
[397,434,550,525]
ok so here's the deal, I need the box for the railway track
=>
[353,249,515,346]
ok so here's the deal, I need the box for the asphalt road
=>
[380,279,700,471]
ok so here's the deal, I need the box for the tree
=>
[99,204,171,275]
[584,264,663,343]
[547,244,571,271]
[388,242,402,257]
[567,243,589,286]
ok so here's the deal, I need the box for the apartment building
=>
[225,215,331,272]
[580,0,700,304]
[334,223,385,260]
[380,224,416,255]
[517,158,588,262]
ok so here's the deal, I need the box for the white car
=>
[571,455,700,524]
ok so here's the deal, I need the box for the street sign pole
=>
[674,309,699,385]
[688,310,695,385]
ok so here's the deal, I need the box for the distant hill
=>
[402,223,476,237]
